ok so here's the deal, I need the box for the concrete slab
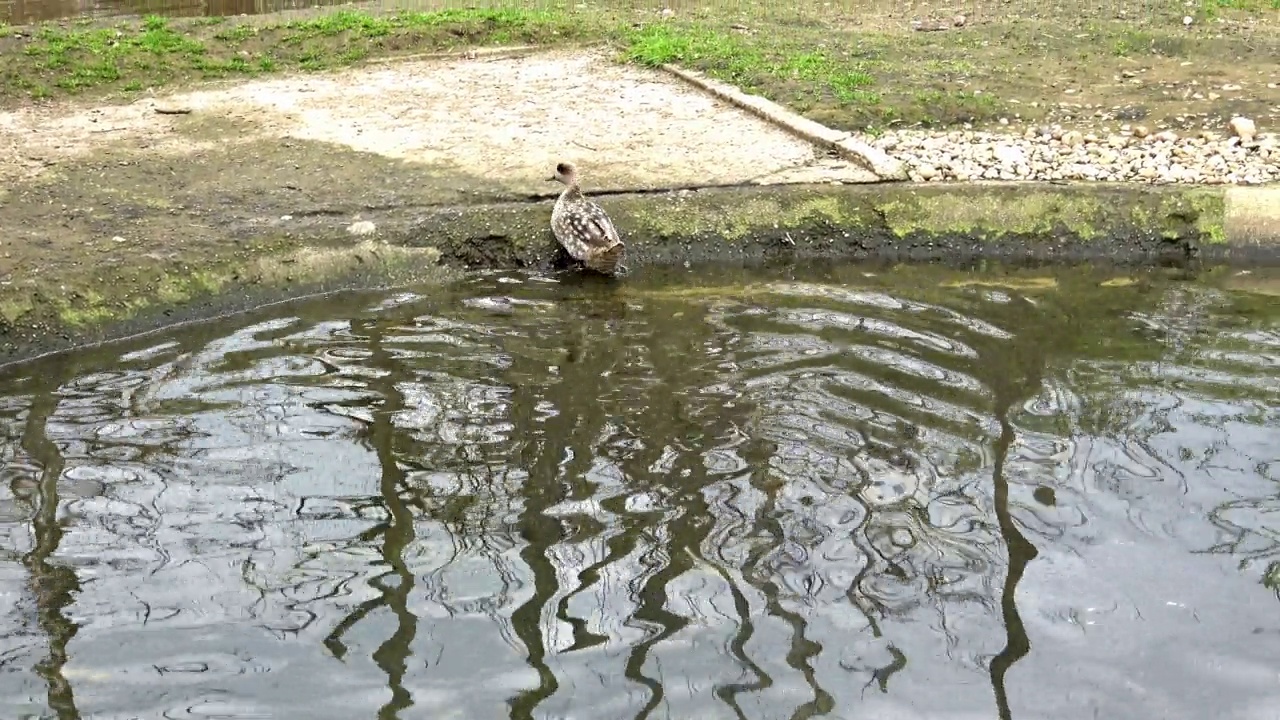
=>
[0,47,880,197]
[1224,186,1280,246]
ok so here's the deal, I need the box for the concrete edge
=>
[1224,185,1280,246]
[659,63,909,182]
[401,181,1276,267]
[3,181,1279,369]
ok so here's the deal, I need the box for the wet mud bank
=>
[415,182,1277,269]
[2,180,1278,367]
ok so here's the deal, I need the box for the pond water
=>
[2,262,1279,720]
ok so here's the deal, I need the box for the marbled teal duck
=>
[548,162,626,276]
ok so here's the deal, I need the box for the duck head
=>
[548,161,578,186]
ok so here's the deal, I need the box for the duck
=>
[548,162,626,276]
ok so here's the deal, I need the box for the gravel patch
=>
[872,123,1278,185]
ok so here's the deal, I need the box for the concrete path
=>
[0,47,885,201]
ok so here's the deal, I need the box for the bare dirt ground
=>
[0,48,876,195]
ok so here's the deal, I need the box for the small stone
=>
[1134,125,1150,138]
[953,13,966,27]
[994,144,1026,166]
[1229,116,1257,143]
[1062,130,1084,147]
[153,104,191,115]
[1183,15,1193,25]
[891,528,915,547]
[280,214,293,221]
[347,220,377,237]
[1154,130,1179,142]
[916,164,938,180]
[112,235,127,243]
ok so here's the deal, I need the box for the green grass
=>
[1,0,1276,132]
[1198,0,1280,17]
[625,24,881,111]
[2,8,589,102]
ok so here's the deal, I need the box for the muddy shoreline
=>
[4,179,1279,368]
[3,47,1279,368]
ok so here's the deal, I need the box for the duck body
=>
[548,162,626,276]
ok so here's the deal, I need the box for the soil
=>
[681,1,1280,132]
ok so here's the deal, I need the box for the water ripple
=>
[1,266,1278,719]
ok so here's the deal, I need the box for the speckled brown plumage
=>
[548,162,626,276]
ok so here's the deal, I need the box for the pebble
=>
[347,220,377,236]
[1230,116,1257,143]
[872,122,1277,185]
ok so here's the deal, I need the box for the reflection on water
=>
[1,262,1279,720]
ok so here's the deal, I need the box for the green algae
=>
[876,188,1111,240]
[625,192,865,242]
[3,180,1267,369]
[1153,188,1227,244]
[9,241,448,333]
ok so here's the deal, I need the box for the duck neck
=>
[559,182,583,200]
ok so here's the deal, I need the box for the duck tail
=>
[589,243,626,277]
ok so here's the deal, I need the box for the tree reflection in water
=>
[1,265,1278,720]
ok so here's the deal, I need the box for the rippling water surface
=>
[2,263,1279,720]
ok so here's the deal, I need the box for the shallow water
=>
[2,262,1279,720]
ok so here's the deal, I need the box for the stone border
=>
[4,182,1278,369]
[1224,185,1280,250]
[658,63,908,181]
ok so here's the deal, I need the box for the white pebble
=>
[868,123,1278,186]
[347,220,377,237]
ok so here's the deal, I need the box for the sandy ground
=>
[0,47,879,197]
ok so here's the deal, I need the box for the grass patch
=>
[625,24,878,103]
[623,21,1011,128]
[1,0,1277,132]
[1,7,591,103]
[625,24,897,122]
[1197,0,1280,18]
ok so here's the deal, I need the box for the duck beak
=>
[546,175,558,182]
